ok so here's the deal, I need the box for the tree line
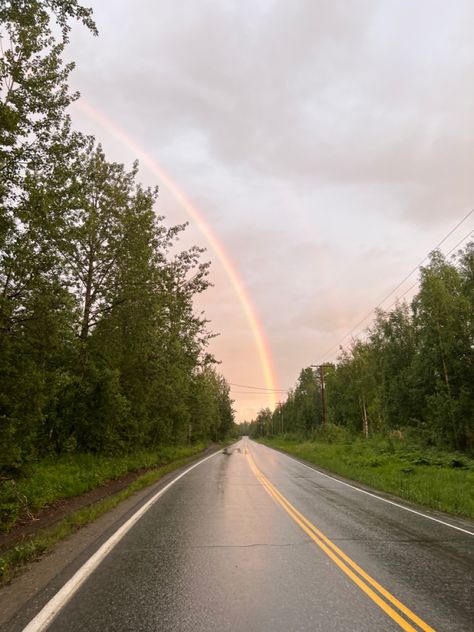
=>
[0,0,234,475]
[244,245,474,453]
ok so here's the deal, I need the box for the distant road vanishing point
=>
[14,438,474,631]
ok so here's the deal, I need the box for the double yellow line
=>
[246,451,435,632]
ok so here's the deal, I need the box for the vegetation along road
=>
[4,437,472,631]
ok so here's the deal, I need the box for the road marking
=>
[246,450,435,632]
[22,449,222,632]
[257,442,474,537]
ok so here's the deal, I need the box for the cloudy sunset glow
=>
[67,1,474,421]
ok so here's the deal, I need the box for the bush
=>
[0,481,23,532]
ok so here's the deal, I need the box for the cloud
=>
[66,0,474,419]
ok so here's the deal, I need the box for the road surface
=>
[13,438,474,631]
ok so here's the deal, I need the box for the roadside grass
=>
[259,432,474,519]
[0,444,206,533]
[0,446,214,584]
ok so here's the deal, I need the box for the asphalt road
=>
[17,438,474,631]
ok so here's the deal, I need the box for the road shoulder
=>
[0,448,221,631]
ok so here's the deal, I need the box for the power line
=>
[377,209,473,308]
[229,382,288,392]
[383,228,473,313]
[240,228,474,410]
[320,227,474,354]
[383,280,419,314]
[445,228,473,255]
[230,391,288,395]
[317,211,474,363]
[230,220,473,403]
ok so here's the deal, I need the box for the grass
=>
[259,431,474,519]
[0,445,213,584]
[0,444,207,532]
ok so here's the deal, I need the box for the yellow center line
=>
[246,451,435,632]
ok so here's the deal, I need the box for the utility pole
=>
[361,396,369,439]
[319,365,327,426]
[310,364,332,426]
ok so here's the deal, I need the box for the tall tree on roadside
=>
[412,249,473,448]
[0,0,96,235]
[0,0,95,470]
[189,367,235,442]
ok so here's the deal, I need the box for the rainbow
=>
[73,100,279,410]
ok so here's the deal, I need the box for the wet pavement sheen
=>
[28,439,474,630]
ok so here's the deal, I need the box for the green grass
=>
[0,444,207,532]
[0,447,213,584]
[259,432,474,519]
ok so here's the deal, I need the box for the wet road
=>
[21,438,474,631]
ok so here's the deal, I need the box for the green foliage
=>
[0,444,206,531]
[188,367,235,441]
[251,408,272,437]
[0,0,235,485]
[261,434,474,518]
[0,444,208,583]
[250,245,474,453]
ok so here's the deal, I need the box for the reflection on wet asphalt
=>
[24,439,474,631]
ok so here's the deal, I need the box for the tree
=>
[412,249,473,448]
[326,348,366,434]
[0,0,96,245]
[281,245,473,452]
[0,0,236,473]
[189,368,234,442]
[0,2,95,469]
[293,367,320,435]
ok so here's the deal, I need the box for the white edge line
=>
[254,441,474,537]
[22,449,222,632]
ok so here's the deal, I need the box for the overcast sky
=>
[67,0,474,421]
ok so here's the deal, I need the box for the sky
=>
[66,0,474,422]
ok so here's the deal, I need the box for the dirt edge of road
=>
[0,444,221,581]
[0,443,226,631]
